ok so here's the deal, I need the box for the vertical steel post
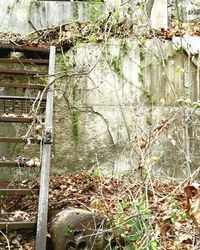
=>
[36,46,56,250]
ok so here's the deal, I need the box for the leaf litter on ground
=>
[1,172,200,249]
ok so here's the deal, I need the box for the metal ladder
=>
[0,44,56,249]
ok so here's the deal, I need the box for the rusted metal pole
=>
[36,46,56,250]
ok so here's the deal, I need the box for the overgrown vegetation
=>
[2,172,200,249]
[1,0,200,249]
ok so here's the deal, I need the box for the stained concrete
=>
[0,0,105,34]
[51,39,199,180]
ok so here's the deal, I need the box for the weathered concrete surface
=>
[0,38,199,180]
[0,0,152,38]
[0,0,105,34]
[0,0,198,36]
[151,0,168,29]
[0,2,199,182]
[52,38,199,179]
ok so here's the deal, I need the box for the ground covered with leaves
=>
[1,172,200,249]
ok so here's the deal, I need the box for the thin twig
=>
[0,231,11,250]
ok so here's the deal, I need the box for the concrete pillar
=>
[151,0,168,29]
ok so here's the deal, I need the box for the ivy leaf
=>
[184,98,191,104]
[170,216,175,224]
[150,240,158,250]
[113,11,119,20]
[89,35,96,41]
[125,245,133,250]
[176,98,185,105]
[175,67,181,73]
[192,102,200,108]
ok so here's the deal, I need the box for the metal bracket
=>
[44,130,52,144]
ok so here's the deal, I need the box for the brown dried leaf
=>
[184,183,200,228]
[190,197,200,228]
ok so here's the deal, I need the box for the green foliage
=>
[89,34,96,41]
[64,223,73,237]
[175,66,181,73]
[176,98,186,105]
[6,0,20,14]
[138,72,144,83]
[142,87,155,106]
[88,0,102,22]
[165,197,187,226]
[111,56,122,75]
[139,45,146,61]
[121,39,130,55]
[113,11,120,21]
[108,193,153,249]
[145,115,153,126]
[7,5,12,14]
[91,168,104,179]
[139,2,145,11]
[72,1,79,21]
[57,54,73,72]
[180,211,187,221]
[149,240,158,250]
[168,209,176,224]
[192,102,200,108]
[72,110,79,140]
[176,98,200,108]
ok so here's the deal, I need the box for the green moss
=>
[71,83,79,140]
[57,54,73,72]
[72,110,79,140]
[121,39,129,55]
[72,85,76,101]
[145,115,153,126]
[73,1,79,21]
[139,46,145,61]
[111,55,122,75]
[7,5,12,14]
[35,2,41,8]
[88,0,102,22]
[138,71,144,83]
[142,87,155,106]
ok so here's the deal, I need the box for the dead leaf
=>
[184,183,200,228]
[190,197,200,228]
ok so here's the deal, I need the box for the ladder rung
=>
[0,221,36,231]
[0,95,46,101]
[0,43,49,53]
[0,116,33,123]
[0,188,39,196]
[0,137,24,143]
[0,82,45,90]
[0,160,21,167]
[0,159,41,167]
[0,137,40,143]
[0,68,48,76]
[0,58,49,65]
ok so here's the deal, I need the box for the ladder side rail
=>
[35,46,56,250]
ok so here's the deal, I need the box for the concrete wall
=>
[0,0,160,36]
[0,0,199,35]
[0,0,105,34]
[0,38,199,180]
[0,1,200,180]
[52,38,199,179]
